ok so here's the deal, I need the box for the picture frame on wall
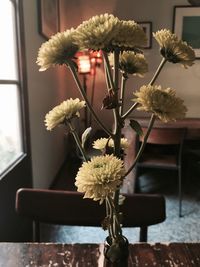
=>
[173,5,200,58]
[38,0,60,40]
[138,22,152,49]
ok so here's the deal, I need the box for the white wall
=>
[61,0,200,130]
[22,0,68,188]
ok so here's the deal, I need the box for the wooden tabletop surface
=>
[0,242,200,267]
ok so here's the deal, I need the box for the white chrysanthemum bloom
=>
[36,28,79,71]
[118,51,148,76]
[153,29,195,68]
[133,85,187,122]
[93,138,129,150]
[75,155,125,203]
[74,14,120,51]
[45,98,85,130]
[111,20,147,49]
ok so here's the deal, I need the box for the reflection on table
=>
[0,242,200,266]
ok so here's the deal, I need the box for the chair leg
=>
[33,221,40,242]
[139,226,148,242]
[178,167,182,217]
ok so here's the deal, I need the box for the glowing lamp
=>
[77,54,91,74]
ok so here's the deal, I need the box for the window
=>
[0,0,24,177]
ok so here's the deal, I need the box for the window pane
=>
[0,1,18,80]
[0,85,23,175]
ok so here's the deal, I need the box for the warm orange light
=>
[77,53,91,74]
[90,51,103,66]
[76,50,102,75]
[89,50,103,75]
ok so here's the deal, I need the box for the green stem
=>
[110,50,124,241]
[103,57,111,91]
[114,214,122,237]
[124,114,156,177]
[121,58,167,120]
[113,200,122,238]
[67,61,113,137]
[106,200,112,238]
[102,51,116,90]
[107,196,122,240]
[149,58,167,86]
[122,102,139,120]
[113,50,120,135]
[119,75,127,116]
[112,50,121,153]
[113,50,119,92]
[106,197,115,240]
[67,121,88,162]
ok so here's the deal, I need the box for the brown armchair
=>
[15,188,166,242]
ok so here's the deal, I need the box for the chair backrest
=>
[138,127,186,168]
[15,188,166,242]
[140,127,186,145]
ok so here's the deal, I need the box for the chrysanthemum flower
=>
[133,85,187,122]
[36,28,79,71]
[45,98,85,130]
[153,29,195,68]
[118,51,148,76]
[75,155,125,203]
[93,138,129,150]
[74,14,120,51]
[111,20,147,49]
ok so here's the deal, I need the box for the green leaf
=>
[81,127,92,148]
[129,119,143,136]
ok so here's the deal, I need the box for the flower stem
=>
[67,61,112,137]
[124,114,156,177]
[107,196,122,240]
[121,58,167,120]
[103,57,111,91]
[105,200,112,238]
[119,75,127,116]
[106,197,115,240]
[67,121,88,162]
[149,58,167,86]
[112,50,121,154]
[122,102,139,119]
[113,50,119,92]
[102,51,116,91]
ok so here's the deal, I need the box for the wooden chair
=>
[136,127,186,217]
[15,188,166,242]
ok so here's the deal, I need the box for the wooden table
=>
[0,242,200,267]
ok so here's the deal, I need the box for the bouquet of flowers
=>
[37,14,195,265]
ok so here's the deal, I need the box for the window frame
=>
[0,0,32,179]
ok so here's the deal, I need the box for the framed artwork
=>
[38,0,60,39]
[138,22,152,49]
[173,5,200,58]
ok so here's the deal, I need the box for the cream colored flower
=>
[36,28,79,71]
[111,20,147,49]
[75,155,125,203]
[133,85,187,122]
[118,51,148,76]
[45,98,85,130]
[93,138,129,150]
[153,29,195,68]
[74,14,120,51]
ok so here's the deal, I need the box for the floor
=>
[40,156,200,243]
